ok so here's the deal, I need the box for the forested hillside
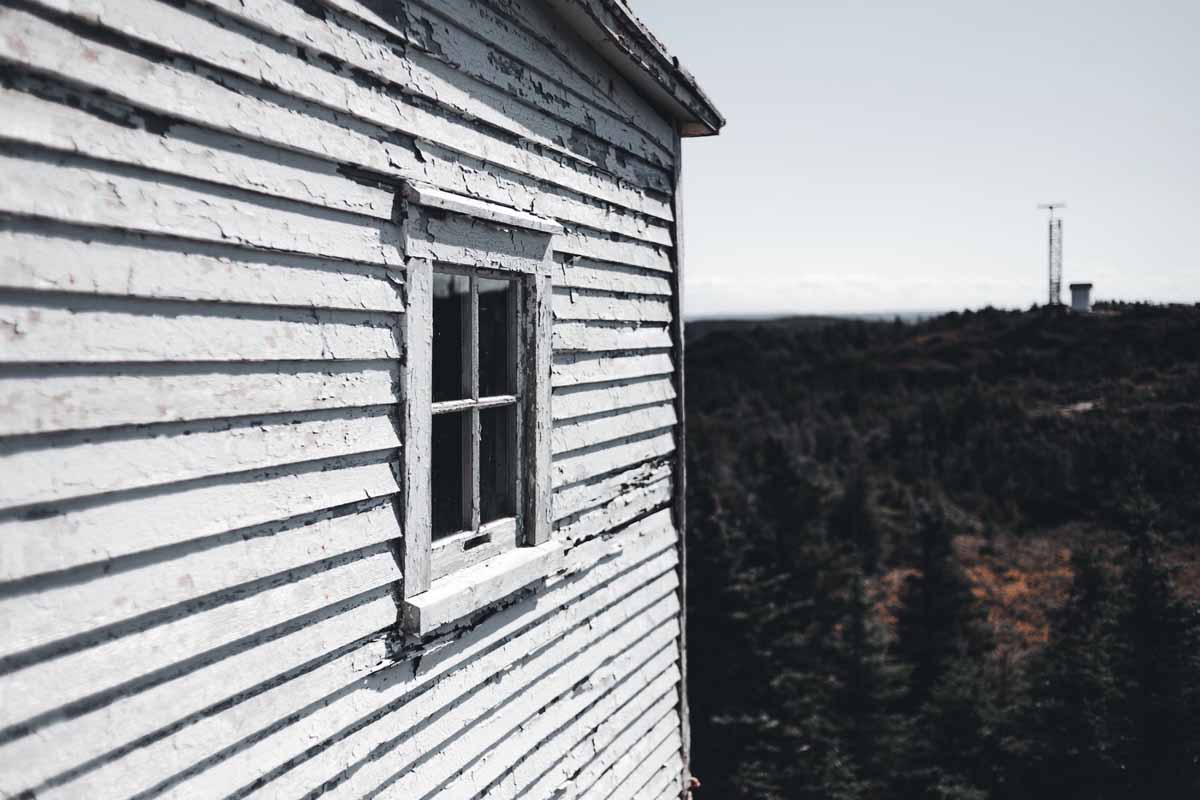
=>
[684,304,1200,799]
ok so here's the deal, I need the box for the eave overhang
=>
[544,0,726,137]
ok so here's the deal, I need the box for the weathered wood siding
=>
[0,0,684,797]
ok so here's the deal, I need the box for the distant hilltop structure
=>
[1038,203,1066,305]
[1037,204,1094,312]
[1070,282,1094,313]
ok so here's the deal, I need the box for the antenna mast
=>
[1038,203,1066,306]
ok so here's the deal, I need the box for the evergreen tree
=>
[829,472,883,574]
[894,503,989,709]
[1107,504,1200,796]
[832,573,909,798]
[892,502,993,797]
[1020,547,1123,800]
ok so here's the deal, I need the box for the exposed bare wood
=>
[6,2,672,215]
[0,0,705,793]
[0,148,404,266]
[0,226,405,312]
[553,321,673,353]
[0,84,395,220]
[670,128,693,796]
[432,621,680,800]
[402,258,434,597]
[557,477,674,546]
[553,287,673,323]
[0,7,680,228]
[553,460,672,521]
[526,271,554,545]
[154,535,679,799]
[489,658,681,799]
[413,0,674,148]
[553,430,676,489]
[404,182,564,235]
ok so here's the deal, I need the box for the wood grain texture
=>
[670,128,693,795]
[0,301,401,364]
[0,0,694,795]
[0,456,400,580]
[552,375,677,421]
[0,500,401,659]
[0,147,404,266]
[0,406,401,509]
[402,258,434,597]
[0,84,396,220]
[145,524,679,800]
[0,226,405,311]
[0,362,400,436]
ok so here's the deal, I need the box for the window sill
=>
[401,541,564,636]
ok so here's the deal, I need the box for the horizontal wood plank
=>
[2,4,670,220]
[553,430,676,490]
[0,146,403,265]
[0,501,401,659]
[432,619,681,800]
[158,540,679,798]
[0,588,398,798]
[0,455,400,581]
[556,258,673,296]
[555,228,672,272]
[185,0,673,181]
[553,322,672,353]
[0,546,401,729]
[0,362,399,437]
[319,584,680,799]
[578,710,680,800]
[0,84,395,220]
[552,403,677,455]
[410,0,673,149]
[553,288,673,323]
[552,351,674,388]
[552,376,677,421]
[0,406,400,509]
[0,225,405,311]
[552,459,671,521]
[0,301,400,364]
[556,477,674,546]
[488,657,681,800]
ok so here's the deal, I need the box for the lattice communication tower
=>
[1038,203,1065,305]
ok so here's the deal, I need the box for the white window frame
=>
[398,182,561,635]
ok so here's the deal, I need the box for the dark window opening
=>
[430,270,521,541]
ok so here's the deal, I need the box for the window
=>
[429,270,522,578]
[397,182,562,635]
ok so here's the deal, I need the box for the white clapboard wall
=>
[0,0,684,797]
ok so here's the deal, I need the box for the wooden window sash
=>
[399,183,559,605]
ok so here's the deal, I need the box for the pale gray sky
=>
[632,0,1200,317]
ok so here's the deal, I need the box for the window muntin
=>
[430,270,521,555]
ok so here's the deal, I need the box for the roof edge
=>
[543,0,725,137]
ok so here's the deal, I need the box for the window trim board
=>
[398,183,557,631]
[402,540,564,636]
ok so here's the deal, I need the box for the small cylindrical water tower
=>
[1069,282,1093,313]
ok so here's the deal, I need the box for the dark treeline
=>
[685,304,1200,799]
